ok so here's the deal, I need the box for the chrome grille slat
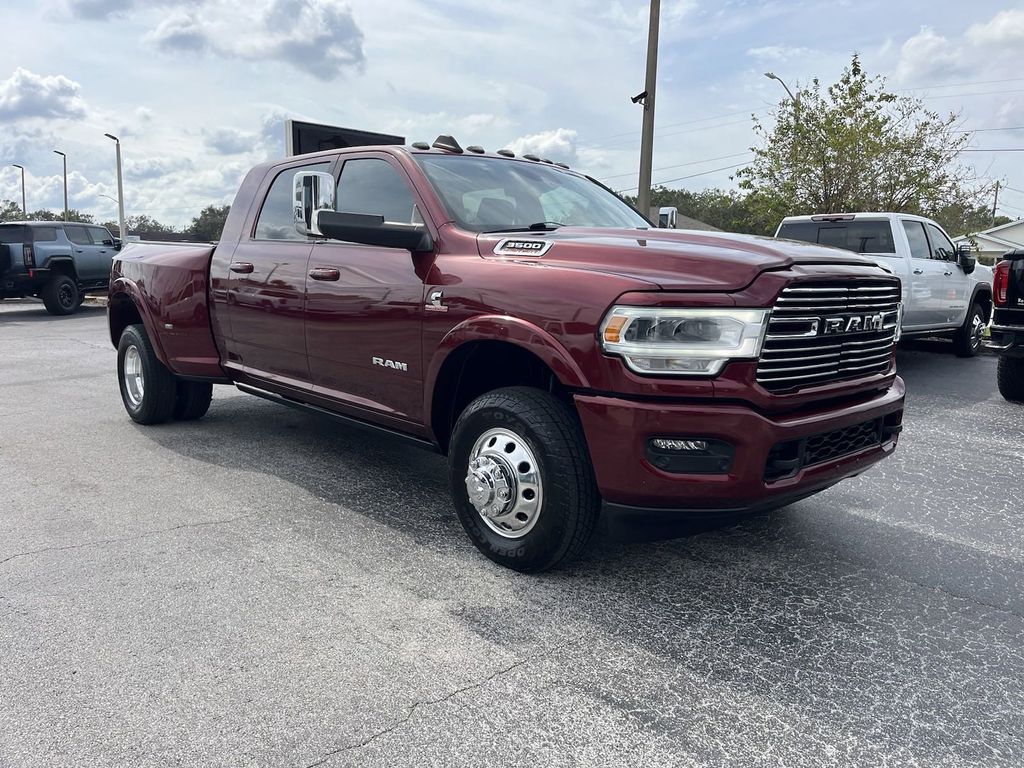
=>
[756,279,900,392]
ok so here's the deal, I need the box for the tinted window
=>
[0,225,28,244]
[255,162,331,241]
[926,223,955,260]
[777,220,896,254]
[65,225,91,245]
[336,158,416,223]
[31,226,58,242]
[413,154,649,233]
[87,227,114,245]
[902,221,930,260]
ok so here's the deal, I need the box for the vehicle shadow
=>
[0,302,107,322]
[140,391,1024,760]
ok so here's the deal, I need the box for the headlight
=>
[599,306,770,376]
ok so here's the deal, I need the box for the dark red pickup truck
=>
[108,136,905,571]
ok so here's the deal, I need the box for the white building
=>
[954,219,1024,265]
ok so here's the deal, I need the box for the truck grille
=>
[757,279,901,392]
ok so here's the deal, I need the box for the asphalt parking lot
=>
[1,298,1022,768]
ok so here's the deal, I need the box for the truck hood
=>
[477,227,887,291]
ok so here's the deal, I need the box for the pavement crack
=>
[304,637,581,767]
[0,514,258,568]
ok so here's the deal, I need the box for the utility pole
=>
[11,164,26,218]
[104,133,126,241]
[636,0,660,221]
[53,150,68,221]
[992,180,1000,227]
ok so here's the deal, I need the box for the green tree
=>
[25,208,94,223]
[0,199,22,222]
[102,215,178,237]
[738,54,986,231]
[184,205,230,241]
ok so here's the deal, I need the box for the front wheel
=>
[448,387,600,573]
[117,324,178,424]
[952,301,986,357]
[997,356,1024,402]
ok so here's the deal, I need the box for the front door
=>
[63,224,108,282]
[222,160,332,388]
[304,156,430,423]
[901,219,948,328]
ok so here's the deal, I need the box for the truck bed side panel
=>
[111,242,227,379]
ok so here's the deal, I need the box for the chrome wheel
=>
[123,344,145,407]
[465,427,543,538]
[970,312,985,350]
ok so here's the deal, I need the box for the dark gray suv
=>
[0,222,119,315]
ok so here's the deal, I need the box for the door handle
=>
[229,262,254,274]
[912,268,924,275]
[75,249,84,253]
[943,270,953,276]
[308,267,341,281]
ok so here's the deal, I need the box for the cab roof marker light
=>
[497,149,515,157]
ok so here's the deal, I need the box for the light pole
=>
[104,133,126,241]
[53,150,68,221]
[764,72,799,121]
[11,164,26,218]
[636,0,660,221]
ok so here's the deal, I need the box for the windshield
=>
[777,219,896,254]
[412,154,650,233]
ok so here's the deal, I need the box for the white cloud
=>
[204,127,257,155]
[893,27,967,84]
[147,12,209,52]
[505,129,578,164]
[124,156,194,181]
[966,8,1024,50]
[747,45,816,62]
[0,68,88,120]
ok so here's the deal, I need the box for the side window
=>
[255,162,331,241]
[925,223,955,260]
[336,158,416,224]
[902,221,931,260]
[88,227,114,245]
[65,225,91,246]
[31,226,58,242]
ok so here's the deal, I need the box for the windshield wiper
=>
[482,221,565,234]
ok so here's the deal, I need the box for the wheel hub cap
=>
[123,345,145,407]
[464,427,543,539]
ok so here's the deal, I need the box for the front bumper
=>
[574,377,905,513]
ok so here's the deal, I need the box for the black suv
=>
[988,249,1024,402]
[0,222,119,315]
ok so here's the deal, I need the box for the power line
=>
[616,161,749,194]
[598,151,752,181]
[898,77,1024,92]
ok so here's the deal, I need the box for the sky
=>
[1,0,1024,228]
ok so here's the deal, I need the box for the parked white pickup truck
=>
[776,213,993,356]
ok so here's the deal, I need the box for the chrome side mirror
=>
[293,171,336,236]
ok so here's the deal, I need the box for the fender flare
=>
[41,255,78,279]
[423,314,591,425]
[108,277,171,366]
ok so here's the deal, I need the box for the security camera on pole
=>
[635,0,660,221]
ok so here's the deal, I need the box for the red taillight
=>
[994,261,1010,306]
[23,243,35,268]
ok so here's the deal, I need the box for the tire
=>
[997,356,1024,403]
[117,324,177,424]
[41,274,79,316]
[952,301,986,357]
[174,381,213,421]
[448,386,600,573]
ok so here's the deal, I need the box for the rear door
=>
[304,154,430,423]
[222,158,335,388]
[924,222,969,325]
[64,225,107,281]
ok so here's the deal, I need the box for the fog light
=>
[646,437,735,475]
[651,438,709,451]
